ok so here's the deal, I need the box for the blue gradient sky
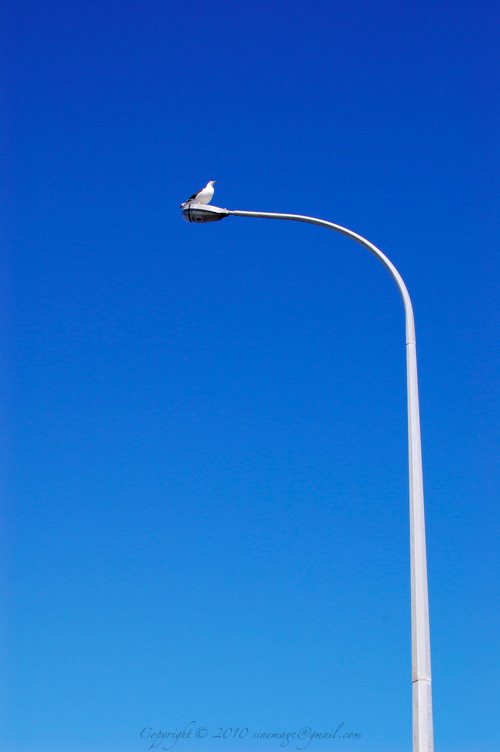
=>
[3,2,499,751]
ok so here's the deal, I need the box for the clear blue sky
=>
[3,2,498,751]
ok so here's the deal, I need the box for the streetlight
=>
[182,201,434,752]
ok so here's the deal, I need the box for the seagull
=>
[180,180,216,208]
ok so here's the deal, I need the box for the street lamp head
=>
[182,203,230,223]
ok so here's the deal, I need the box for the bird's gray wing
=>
[185,188,202,201]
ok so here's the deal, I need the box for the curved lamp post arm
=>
[229,210,416,341]
[182,203,434,752]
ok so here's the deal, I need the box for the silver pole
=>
[227,209,434,752]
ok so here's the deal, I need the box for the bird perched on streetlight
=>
[180,181,216,208]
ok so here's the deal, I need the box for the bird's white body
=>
[180,181,215,208]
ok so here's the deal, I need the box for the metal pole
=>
[227,209,434,752]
